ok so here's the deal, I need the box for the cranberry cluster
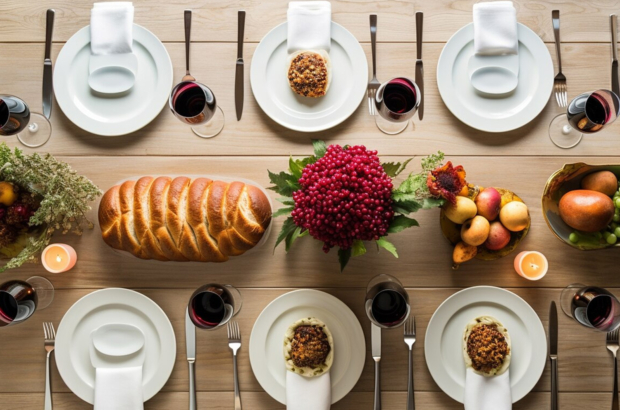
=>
[291,145,394,252]
[0,188,39,248]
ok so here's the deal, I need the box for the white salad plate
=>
[55,288,176,404]
[249,289,366,404]
[251,22,368,132]
[54,24,173,136]
[437,23,553,132]
[425,286,546,404]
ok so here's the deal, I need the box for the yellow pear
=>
[444,196,477,224]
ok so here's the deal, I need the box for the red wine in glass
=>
[0,280,38,327]
[374,77,420,135]
[383,78,417,114]
[569,286,620,331]
[188,284,242,330]
[170,81,216,123]
[365,274,410,328]
[567,90,620,133]
[0,96,30,136]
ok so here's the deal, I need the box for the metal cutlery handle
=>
[416,12,423,60]
[614,354,619,410]
[612,15,619,62]
[370,14,377,78]
[188,361,197,410]
[44,9,55,60]
[44,351,52,410]
[373,359,381,410]
[237,11,246,60]
[407,348,415,410]
[550,356,558,410]
[552,10,562,73]
[233,353,242,410]
[184,10,192,76]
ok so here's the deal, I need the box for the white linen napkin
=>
[286,371,331,410]
[90,2,134,55]
[473,1,518,55]
[464,368,512,410]
[287,1,331,54]
[94,366,144,410]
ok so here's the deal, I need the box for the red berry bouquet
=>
[268,141,462,270]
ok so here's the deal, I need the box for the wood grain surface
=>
[0,0,619,408]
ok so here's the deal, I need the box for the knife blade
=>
[235,10,246,121]
[549,301,558,410]
[415,12,424,121]
[611,15,619,97]
[372,323,381,410]
[186,308,197,410]
[42,9,55,120]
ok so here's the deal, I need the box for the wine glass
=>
[560,283,620,332]
[169,10,224,139]
[0,95,52,148]
[188,284,242,330]
[374,77,421,135]
[549,89,620,149]
[0,276,55,327]
[365,274,410,328]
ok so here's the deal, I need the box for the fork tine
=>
[43,322,48,339]
[51,323,56,340]
[413,316,416,335]
[227,322,231,339]
[236,321,241,340]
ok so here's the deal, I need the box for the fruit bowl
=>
[440,186,531,261]
[0,225,46,260]
[542,163,620,250]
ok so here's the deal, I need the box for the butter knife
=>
[549,301,558,410]
[42,9,55,120]
[611,15,619,97]
[415,12,424,121]
[186,308,197,410]
[372,323,381,410]
[235,10,246,121]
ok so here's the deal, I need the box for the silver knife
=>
[42,9,55,120]
[235,10,246,121]
[415,12,424,121]
[372,323,381,410]
[549,301,558,410]
[611,15,619,97]
[186,308,197,410]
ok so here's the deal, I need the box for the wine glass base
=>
[27,276,55,310]
[560,283,585,318]
[375,115,410,135]
[17,113,52,148]
[192,106,224,139]
[549,114,582,149]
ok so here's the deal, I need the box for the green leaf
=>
[312,140,327,159]
[352,240,367,257]
[338,247,352,271]
[382,158,413,178]
[422,197,445,209]
[267,170,300,196]
[391,199,422,214]
[274,217,298,251]
[421,151,445,172]
[387,215,419,233]
[289,156,305,179]
[285,226,304,252]
[376,237,399,258]
[272,206,294,218]
[276,197,295,206]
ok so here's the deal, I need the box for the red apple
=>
[484,221,511,251]
[475,187,502,221]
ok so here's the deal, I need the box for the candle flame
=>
[529,263,539,270]
[56,254,62,263]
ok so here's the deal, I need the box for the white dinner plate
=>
[437,23,553,132]
[425,286,546,403]
[55,288,176,404]
[249,289,366,404]
[54,24,173,136]
[251,22,368,132]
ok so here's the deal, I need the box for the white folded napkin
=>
[90,2,134,55]
[473,1,518,55]
[286,371,331,410]
[464,368,512,410]
[287,1,331,54]
[94,366,144,410]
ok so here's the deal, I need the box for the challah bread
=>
[99,176,272,262]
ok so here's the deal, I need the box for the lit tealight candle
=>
[514,251,548,281]
[41,244,77,273]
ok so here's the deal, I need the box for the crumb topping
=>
[466,324,509,373]
[290,325,331,368]
[288,52,328,98]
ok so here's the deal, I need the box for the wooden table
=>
[2,0,620,408]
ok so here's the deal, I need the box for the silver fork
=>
[607,328,620,410]
[552,10,567,107]
[43,322,56,410]
[404,316,416,410]
[367,14,380,116]
[227,321,242,410]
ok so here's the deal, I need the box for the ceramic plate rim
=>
[437,23,553,133]
[250,22,368,132]
[249,289,366,404]
[424,286,546,403]
[55,288,176,404]
[53,24,173,136]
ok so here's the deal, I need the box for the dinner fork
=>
[607,328,620,410]
[227,321,242,410]
[43,322,56,410]
[552,10,567,107]
[404,316,416,410]
[367,14,380,116]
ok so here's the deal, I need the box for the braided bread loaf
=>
[98,176,272,262]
